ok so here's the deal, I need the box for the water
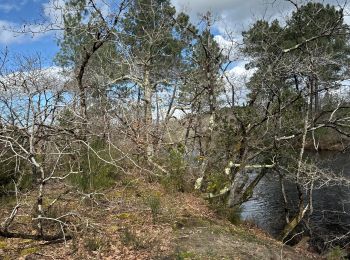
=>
[241,151,350,249]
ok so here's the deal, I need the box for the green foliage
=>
[144,193,161,223]
[55,0,123,114]
[85,236,105,252]
[69,139,121,192]
[58,108,75,128]
[0,156,17,189]
[120,228,145,249]
[242,1,350,127]
[0,153,32,195]
[214,112,240,160]
[121,0,190,70]
[243,19,284,69]
[206,169,230,197]
[179,22,226,114]
[175,250,197,260]
[161,146,189,192]
[20,247,39,257]
[286,3,350,81]
[326,246,347,260]
[55,0,113,68]
[19,172,34,190]
[0,140,30,195]
[120,0,195,108]
[212,203,242,225]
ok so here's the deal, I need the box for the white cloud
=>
[223,61,255,105]
[172,0,293,33]
[0,0,115,46]
[214,35,239,60]
[42,0,65,26]
[42,0,112,27]
[172,0,350,34]
[344,7,350,25]
[0,21,27,44]
[172,0,350,105]
[227,62,253,83]
[0,0,64,45]
[0,66,68,95]
[0,20,50,45]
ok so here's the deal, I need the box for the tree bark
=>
[279,86,311,241]
[143,66,154,158]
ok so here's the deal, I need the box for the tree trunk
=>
[143,67,154,158]
[279,85,311,241]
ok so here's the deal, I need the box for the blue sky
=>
[0,0,288,68]
[0,0,59,65]
[1,0,348,106]
[1,0,348,71]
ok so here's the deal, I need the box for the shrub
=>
[69,138,121,192]
[161,145,190,193]
[85,236,105,252]
[209,200,242,225]
[120,228,145,249]
[144,193,161,223]
[326,246,347,260]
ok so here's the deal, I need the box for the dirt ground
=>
[0,179,321,259]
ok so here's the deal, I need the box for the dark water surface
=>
[241,151,350,247]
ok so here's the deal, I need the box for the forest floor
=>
[0,177,322,260]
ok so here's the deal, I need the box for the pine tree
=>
[120,0,192,157]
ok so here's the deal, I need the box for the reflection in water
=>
[241,152,350,243]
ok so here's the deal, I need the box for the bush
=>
[0,160,17,194]
[120,228,145,249]
[69,138,121,192]
[144,193,161,223]
[160,145,190,193]
[326,246,347,260]
[209,201,242,225]
[85,236,105,252]
[0,155,32,195]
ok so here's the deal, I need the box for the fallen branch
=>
[0,229,72,241]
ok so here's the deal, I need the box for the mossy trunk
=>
[278,204,309,241]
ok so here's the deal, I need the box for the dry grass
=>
[0,177,320,259]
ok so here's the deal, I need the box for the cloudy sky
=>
[0,0,349,65]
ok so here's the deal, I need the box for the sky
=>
[0,0,60,64]
[0,0,349,67]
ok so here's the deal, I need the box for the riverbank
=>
[0,178,321,259]
[304,129,350,151]
[305,141,348,151]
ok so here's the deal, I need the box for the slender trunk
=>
[199,48,217,189]
[231,84,235,107]
[184,116,193,147]
[279,173,290,223]
[229,168,267,207]
[76,52,90,142]
[154,92,161,154]
[143,67,154,158]
[28,154,45,237]
[309,78,314,120]
[165,85,177,122]
[76,41,105,141]
[314,79,319,114]
[279,88,311,241]
[227,124,249,206]
[78,85,88,141]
